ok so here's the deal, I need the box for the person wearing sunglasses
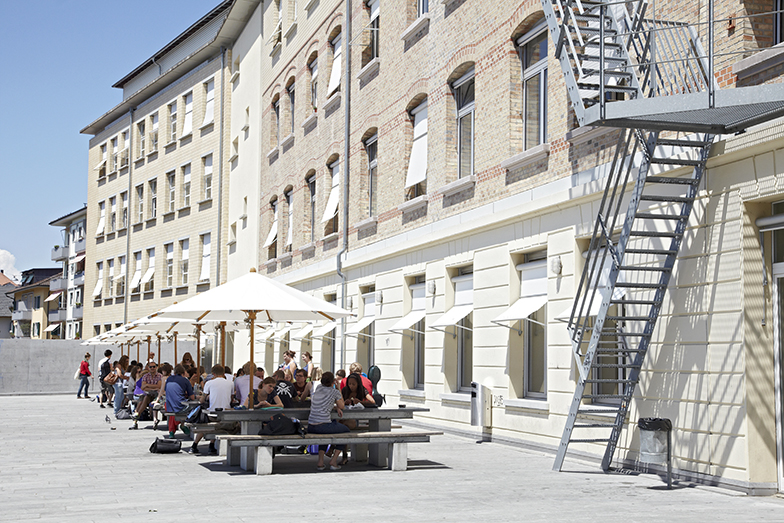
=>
[130,361,162,430]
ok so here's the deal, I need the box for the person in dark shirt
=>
[272,369,296,408]
[164,364,194,438]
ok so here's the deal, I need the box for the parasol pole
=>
[157,334,161,365]
[146,336,152,363]
[248,311,256,410]
[220,321,226,367]
[174,331,178,365]
[136,340,140,363]
[196,324,202,373]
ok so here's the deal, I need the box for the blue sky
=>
[0,0,222,281]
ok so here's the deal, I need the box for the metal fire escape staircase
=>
[540,0,784,472]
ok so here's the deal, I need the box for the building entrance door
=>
[773,270,784,492]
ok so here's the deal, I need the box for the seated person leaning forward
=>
[293,368,312,403]
[247,377,284,409]
[130,361,161,430]
[164,364,194,438]
[340,373,376,429]
[190,365,237,454]
[307,372,349,471]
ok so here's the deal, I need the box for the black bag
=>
[100,360,112,380]
[149,437,181,454]
[259,413,302,436]
[185,405,208,424]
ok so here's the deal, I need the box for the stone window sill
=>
[438,175,476,198]
[301,242,316,254]
[281,133,295,148]
[500,143,550,171]
[266,147,279,159]
[398,194,427,213]
[355,216,378,231]
[283,21,297,39]
[177,205,191,212]
[278,252,293,262]
[197,198,212,205]
[439,392,470,405]
[733,44,784,80]
[200,120,215,130]
[179,132,193,141]
[398,388,425,398]
[504,398,549,412]
[323,232,339,243]
[302,113,317,128]
[230,71,240,83]
[401,14,430,41]
[229,153,239,163]
[566,126,616,146]
[304,0,317,11]
[323,92,341,113]
[162,211,175,219]
[269,42,282,57]
[357,58,380,82]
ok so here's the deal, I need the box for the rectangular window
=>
[418,0,428,17]
[368,0,380,61]
[308,174,316,243]
[180,239,190,286]
[406,100,428,197]
[150,113,159,151]
[182,164,191,207]
[273,99,281,145]
[169,101,177,142]
[109,196,116,233]
[285,190,294,250]
[288,83,295,134]
[203,154,213,201]
[149,179,157,219]
[203,80,215,126]
[327,33,342,97]
[519,29,548,150]
[165,243,174,288]
[322,161,340,234]
[110,137,119,171]
[199,233,211,282]
[264,200,279,259]
[106,259,114,298]
[365,135,378,217]
[137,121,145,157]
[120,191,128,228]
[167,172,176,212]
[182,92,193,136]
[453,70,475,178]
[136,185,144,223]
[92,262,103,298]
[142,248,155,292]
[98,144,107,177]
[34,295,41,309]
[120,130,129,167]
[130,251,142,292]
[309,58,318,111]
[116,255,126,296]
[456,268,473,392]
[96,201,106,236]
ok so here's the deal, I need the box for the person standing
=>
[77,353,91,399]
[97,349,113,408]
[113,355,129,415]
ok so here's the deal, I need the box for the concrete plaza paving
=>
[2,395,784,522]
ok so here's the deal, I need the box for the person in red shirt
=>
[77,353,92,399]
[339,362,373,395]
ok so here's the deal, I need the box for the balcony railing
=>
[50,277,67,292]
[48,309,67,323]
[73,272,85,287]
[74,238,85,253]
[73,306,84,320]
[12,310,32,321]
[51,245,67,261]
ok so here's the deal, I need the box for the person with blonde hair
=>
[301,351,314,380]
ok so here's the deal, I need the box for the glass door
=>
[774,273,784,492]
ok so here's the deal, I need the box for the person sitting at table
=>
[130,361,161,430]
[180,352,195,370]
[342,373,375,407]
[340,363,374,396]
[253,377,284,408]
[272,369,297,408]
[310,367,323,396]
[293,369,312,401]
[164,364,194,438]
[307,372,349,471]
[112,356,129,415]
[335,369,346,382]
[187,366,203,397]
[190,364,236,454]
[235,361,262,407]
[255,366,265,381]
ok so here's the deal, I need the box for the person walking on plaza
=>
[97,349,113,408]
[77,353,92,399]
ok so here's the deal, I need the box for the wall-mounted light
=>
[375,290,383,303]
[550,255,562,275]
[427,280,436,295]
[346,296,353,309]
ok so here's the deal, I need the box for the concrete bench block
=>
[389,443,408,471]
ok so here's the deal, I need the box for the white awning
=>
[346,315,375,336]
[95,215,105,236]
[140,267,155,285]
[312,320,338,338]
[492,294,547,324]
[431,304,473,330]
[263,219,278,247]
[389,309,426,334]
[327,34,342,96]
[94,159,106,171]
[273,324,293,340]
[72,254,86,263]
[111,272,125,282]
[368,0,380,19]
[292,324,314,340]
[130,269,142,291]
[45,292,62,303]
[44,324,60,333]
[92,279,103,297]
[405,102,428,188]
[258,327,276,340]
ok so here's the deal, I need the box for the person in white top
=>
[190,365,234,455]
[234,361,262,407]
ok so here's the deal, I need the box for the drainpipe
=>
[123,108,135,324]
[336,0,352,371]
[216,48,226,285]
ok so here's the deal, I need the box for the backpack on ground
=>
[116,408,132,420]
[259,413,302,436]
[149,437,181,454]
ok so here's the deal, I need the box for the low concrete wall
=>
[0,338,197,395]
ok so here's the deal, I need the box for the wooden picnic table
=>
[213,407,429,470]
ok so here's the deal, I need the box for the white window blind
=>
[92,262,103,297]
[130,252,142,291]
[202,80,215,126]
[140,249,155,285]
[181,239,190,285]
[152,113,159,131]
[321,162,340,223]
[327,34,342,96]
[166,243,174,260]
[405,100,428,188]
[96,202,106,236]
[369,0,380,20]
[431,274,473,330]
[286,193,294,246]
[107,259,114,286]
[118,256,126,280]
[492,260,547,324]
[389,283,426,334]
[183,164,191,206]
[263,202,279,247]
[203,155,213,200]
[199,234,211,281]
[183,92,193,136]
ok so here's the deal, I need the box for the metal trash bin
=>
[470,382,490,427]
[638,417,673,488]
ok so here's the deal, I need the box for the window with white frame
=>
[116,255,126,296]
[391,274,426,389]
[417,0,428,17]
[273,98,281,146]
[121,130,129,166]
[92,262,103,299]
[168,101,177,142]
[167,172,176,212]
[180,239,189,286]
[365,134,378,217]
[109,196,116,233]
[264,199,279,259]
[203,79,215,127]
[182,164,191,207]
[288,83,295,134]
[285,189,293,251]
[141,248,155,292]
[182,92,193,137]
[106,259,114,298]
[519,27,548,150]
[136,185,144,223]
[322,161,340,235]
[96,201,106,236]
[453,68,475,178]
[203,154,213,201]
[405,99,428,198]
[521,257,547,398]
[199,233,211,282]
[165,243,174,288]
[149,179,157,219]
[367,0,380,62]
[120,191,128,228]
[456,268,473,391]
[150,113,159,151]
[327,32,342,97]
[130,251,142,292]
[309,57,318,111]
[97,144,107,177]
[110,136,119,171]
[137,121,146,157]
[307,174,316,243]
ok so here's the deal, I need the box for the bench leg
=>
[226,443,240,466]
[240,447,257,472]
[369,442,389,467]
[256,447,273,475]
[388,443,408,471]
[350,443,368,463]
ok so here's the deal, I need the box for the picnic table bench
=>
[217,430,442,475]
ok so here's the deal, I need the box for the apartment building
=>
[220,0,784,493]
[7,269,61,338]
[48,206,87,339]
[80,1,258,339]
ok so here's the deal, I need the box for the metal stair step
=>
[575,68,633,79]
[629,230,681,238]
[611,299,660,305]
[584,378,635,383]
[595,348,646,354]
[573,423,616,428]
[605,315,653,321]
[645,176,700,185]
[615,281,667,289]
[581,393,627,399]
[624,248,677,255]
[569,438,613,443]
[618,265,670,272]
[639,194,693,203]
[577,408,619,415]
[650,157,703,167]
[576,53,627,65]
[656,138,711,148]
[592,363,642,368]
[634,212,686,221]
[577,83,638,93]
[572,26,618,37]
[582,40,623,49]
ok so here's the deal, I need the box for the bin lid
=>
[638,418,672,431]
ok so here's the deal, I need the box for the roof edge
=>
[50,206,88,227]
